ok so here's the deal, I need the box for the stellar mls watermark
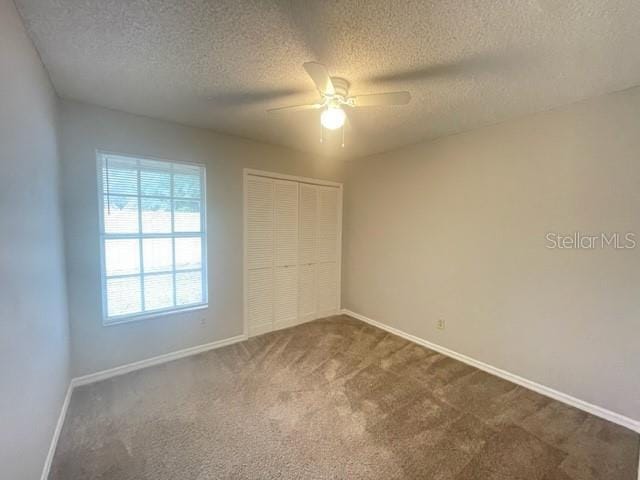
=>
[545,232,636,249]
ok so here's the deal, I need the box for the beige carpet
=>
[50,315,639,479]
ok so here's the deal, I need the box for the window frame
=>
[96,150,208,326]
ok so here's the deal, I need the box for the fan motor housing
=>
[330,77,350,98]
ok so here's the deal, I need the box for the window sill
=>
[102,304,208,327]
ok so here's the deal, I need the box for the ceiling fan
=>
[267,62,411,144]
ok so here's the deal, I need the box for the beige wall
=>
[343,86,640,421]
[59,100,345,377]
[0,0,70,478]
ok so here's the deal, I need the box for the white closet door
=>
[246,176,274,335]
[298,184,317,322]
[316,185,340,316]
[273,180,299,329]
[245,171,341,337]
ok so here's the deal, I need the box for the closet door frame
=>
[243,168,343,337]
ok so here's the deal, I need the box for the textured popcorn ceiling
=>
[15,0,640,158]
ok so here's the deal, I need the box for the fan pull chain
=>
[320,123,324,143]
[105,156,111,215]
[341,125,345,148]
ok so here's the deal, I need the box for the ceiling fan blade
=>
[367,51,528,84]
[266,103,323,114]
[204,87,304,107]
[303,62,335,95]
[350,91,411,107]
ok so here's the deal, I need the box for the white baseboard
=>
[72,334,247,387]
[40,382,73,480]
[342,309,640,434]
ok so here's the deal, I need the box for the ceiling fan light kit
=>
[267,62,411,148]
[320,106,346,130]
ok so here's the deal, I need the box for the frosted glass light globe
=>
[320,107,346,130]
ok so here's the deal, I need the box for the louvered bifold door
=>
[246,176,275,336]
[298,183,318,323]
[316,185,340,316]
[273,180,299,330]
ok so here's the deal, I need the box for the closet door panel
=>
[274,265,298,328]
[274,180,299,267]
[316,185,340,315]
[317,261,338,314]
[298,263,316,321]
[298,183,318,322]
[247,267,273,334]
[317,186,339,263]
[247,177,274,270]
[273,180,298,327]
[298,183,317,265]
[247,176,274,335]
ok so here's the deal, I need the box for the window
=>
[98,152,207,324]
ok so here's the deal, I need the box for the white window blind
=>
[98,153,207,324]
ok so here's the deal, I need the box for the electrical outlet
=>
[436,318,445,330]
[200,317,206,326]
